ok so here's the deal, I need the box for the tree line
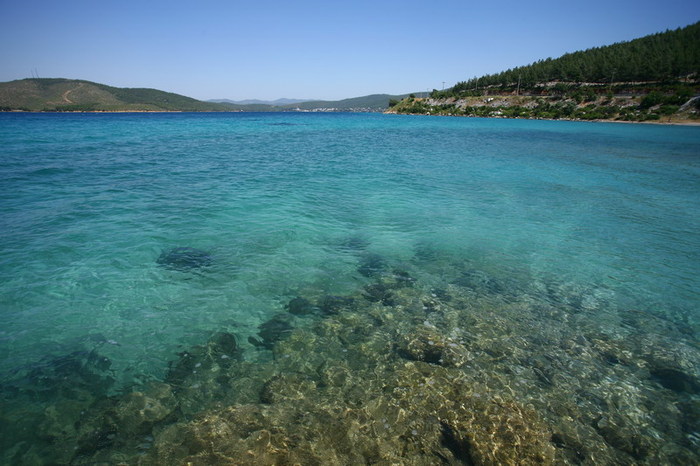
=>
[443,22,699,97]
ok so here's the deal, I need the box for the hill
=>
[284,94,410,112]
[390,22,700,122]
[209,98,311,106]
[0,78,229,112]
[213,93,412,112]
[0,78,410,113]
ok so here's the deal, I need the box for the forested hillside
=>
[391,22,699,122]
[447,22,699,96]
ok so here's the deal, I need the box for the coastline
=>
[385,108,700,126]
[3,109,699,125]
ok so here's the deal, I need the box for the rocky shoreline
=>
[387,94,700,125]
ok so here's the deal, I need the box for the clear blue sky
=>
[1,0,698,101]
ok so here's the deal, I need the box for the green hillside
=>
[0,78,410,112]
[449,22,700,94]
[0,78,228,112]
[392,22,700,122]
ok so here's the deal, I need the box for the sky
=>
[1,0,698,101]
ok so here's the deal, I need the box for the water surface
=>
[1,112,698,463]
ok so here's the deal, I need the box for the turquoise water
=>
[1,112,699,463]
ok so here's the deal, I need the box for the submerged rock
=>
[0,348,117,464]
[358,253,387,277]
[166,331,241,386]
[397,327,470,368]
[11,257,700,465]
[260,373,317,404]
[317,295,355,315]
[9,349,115,400]
[208,332,239,360]
[649,367,700,394]
[362,283,395,305]
[285,297,315,316]
[248,315,294,349]
[111,382,177,436]
[452,269,504,294]
[338,235,370,252]
[389,268,416,287]
[439,395,557,465]
[156,247,213,271]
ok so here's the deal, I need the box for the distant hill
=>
[0,78,229,112]
[0,78,410,112]
[211,93,412,112]
[285,94,410,111]
[209,98,312,106]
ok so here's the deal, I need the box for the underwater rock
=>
[358,253,387,277]
[397,327,469,368]
[248,314,294,349]
[285,296,315,316]
[146,404,330,465]
[111,382,177,436]
[317,361,351,388]
[0,349,119,465]
[431,288,452,302]
[166,351,198,386]
[317,295,355,315]
[338,235,370,252]
[649,367,700,394]
[260,373,317,404]
[362,283,395,305]
[156,247,213,271]
[440,396,557,465]
[11,349,115,401]
[166,331,240,385]
[11,255,700,465]
[452,269,504,294]
[593,412,657,461]
[390,269,416,287]
[208,332,239,361]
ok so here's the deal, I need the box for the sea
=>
[0,112,698,464]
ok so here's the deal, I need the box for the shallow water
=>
[0,112,698,463]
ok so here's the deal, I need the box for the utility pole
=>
[516,74,521,96]
[609,70,615,93]
[442,81,446,90]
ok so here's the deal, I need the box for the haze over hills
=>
[209,98,312,106]
[212,94,412,112]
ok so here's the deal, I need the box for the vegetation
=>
[392,22,700,122]
[0,78,230,112]
[0,78,410,113]
[389,23,700,121]
[389,93,697,122]
[443,22,699,97]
